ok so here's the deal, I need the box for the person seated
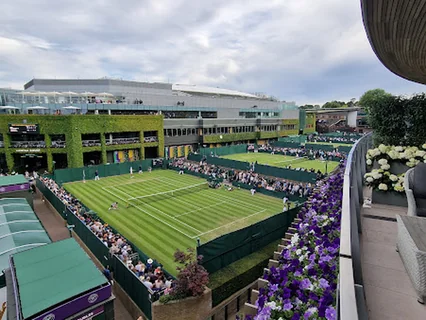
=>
[108,202,118,210]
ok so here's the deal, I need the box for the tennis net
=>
[274,156,309,166]
[127,182,209,207]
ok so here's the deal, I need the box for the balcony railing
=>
[144,136,158,143]
[338,132,372,319]
[51,141,66,148]
[10,141,46,148]
[82,140,101,147]
[105,137,140,145]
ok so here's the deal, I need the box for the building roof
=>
[172,83,260,99]
[361,0,426,85]
[0,175,28,187]
[13,238,108,319]
[0,199,51,279]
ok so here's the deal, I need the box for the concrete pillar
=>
[347,111,358,127]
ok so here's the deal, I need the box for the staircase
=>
[242,217,302,317]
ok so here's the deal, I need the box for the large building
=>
[0,78,298,119]
[0,78,316,173]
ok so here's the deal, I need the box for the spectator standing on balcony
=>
[94,170,100,181]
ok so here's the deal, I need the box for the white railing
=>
[338,133,372,320]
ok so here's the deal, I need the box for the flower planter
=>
[372,160,409,175]
[390,162,410,175]
[372,190,407,207]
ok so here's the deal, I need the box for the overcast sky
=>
[0,0,424,105]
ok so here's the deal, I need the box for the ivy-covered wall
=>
[303,113,316,134]
[0,115,163,171]
[280,119,299,136]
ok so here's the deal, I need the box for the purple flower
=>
[283,300,293,311]
[294,270,302,277]
[300,278,312,290]
[325,306,337,320]
[319,278,330,289]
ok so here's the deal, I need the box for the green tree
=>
[321,100,346,109]
[299,104,315,109]
[359,89,393,113]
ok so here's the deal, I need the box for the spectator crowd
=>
[257,144,346,161]
[169,158,314,198]
[39,177,173,294]
[307,133,362,144]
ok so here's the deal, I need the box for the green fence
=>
[53,159,154,184]
[278,135,307,144]
[271,141,302,148]
[198,144,249,157]
[254,164,317,182]
[197,207,299,273]
[36,179,160,319]
[232,182,307,203]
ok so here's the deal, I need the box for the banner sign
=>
[0,183,29,194]
[34,284,111,320]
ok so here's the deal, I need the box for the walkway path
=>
[361,189,426,319]
[33,190,134,320]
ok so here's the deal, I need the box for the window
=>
[178,129,182,136]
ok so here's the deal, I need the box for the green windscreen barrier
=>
[197,207,299,273]
[199,144,249,157]
[53,159,154,184]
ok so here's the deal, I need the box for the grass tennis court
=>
[63,170,284,274]
[221,153,340,173]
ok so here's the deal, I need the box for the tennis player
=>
[250,188,256,196]
[94,170,100,181]
[130,166,134,178]
[109,202,118,210]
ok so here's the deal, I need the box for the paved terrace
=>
[361,188,426,320]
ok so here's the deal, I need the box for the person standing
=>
[94,170,100,181]
[138,165,143,174]
[130,166,134,178]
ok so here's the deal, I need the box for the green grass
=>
[221,153,339,173]
[63,170,284,275]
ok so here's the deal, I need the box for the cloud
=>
[0,0,424,103]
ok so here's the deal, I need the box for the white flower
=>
[366,177,374,183]
[381,164,390,170]
[378,158,388,165]
[296,249,302,255]
[395,146,404,152]
[291,233,299,245]
[387,150,399,159]
[416,150,426,158]
[378,183,388,191]
[366,159,372,165]
[389,174,398,182]
[378,144,387,153]
[423,143,426,150]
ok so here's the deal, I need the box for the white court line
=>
[195,209,266,237]
[102,186,199,239]
[161,177,265,211]
[103,177,162,188]
[174,200,228,218]
[107,185,203,235]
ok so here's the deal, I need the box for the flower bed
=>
[238,165,344,320]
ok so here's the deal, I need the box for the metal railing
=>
[105,137,140,145]
[338,132,372,319]
[10,141,46,148]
